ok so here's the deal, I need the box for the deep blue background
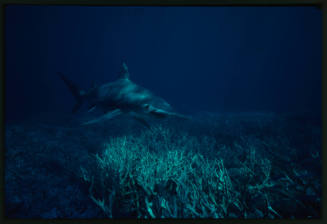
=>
[5,6,322,122]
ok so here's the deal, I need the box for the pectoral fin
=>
[82,109,121,125]
[148,106,190,120]
[130,112,151,128]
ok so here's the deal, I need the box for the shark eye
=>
[144,104,150,109]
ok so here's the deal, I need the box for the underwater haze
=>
[5,6,322,122]
[5,6,322,219]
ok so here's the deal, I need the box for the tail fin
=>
[57,72,85,113]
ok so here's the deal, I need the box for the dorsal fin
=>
[118,62,130,79]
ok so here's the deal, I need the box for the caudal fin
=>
[57,72,85,113]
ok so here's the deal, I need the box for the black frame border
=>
[0,1,325,224]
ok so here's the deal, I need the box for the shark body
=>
[58,63,188,126]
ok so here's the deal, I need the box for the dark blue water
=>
[5,6,322,122]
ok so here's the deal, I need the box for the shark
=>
[58,62,189,127]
